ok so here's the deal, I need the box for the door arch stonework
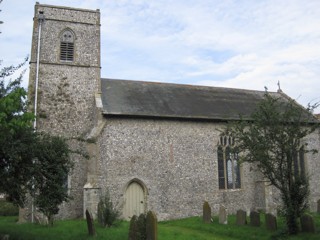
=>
[123,179,147,219]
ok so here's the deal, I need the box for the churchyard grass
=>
[0,214,320,239]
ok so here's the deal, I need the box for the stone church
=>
[27,3,320,221]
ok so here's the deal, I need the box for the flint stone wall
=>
[306,131,320,212]
[97,119,320,221]
[97,118,264,220]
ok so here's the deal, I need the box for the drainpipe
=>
[31,10,45,223]
[33,11,44,130]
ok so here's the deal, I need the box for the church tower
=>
[28,3,101,219]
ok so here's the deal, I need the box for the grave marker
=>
[219,205,228,224]
[85,209,96,236]
[301,214,316,233]
[250,211,260,227]
[236,210,247,225]
[146,211,158,240]
[265,213,277,231]
[203,201,211,224]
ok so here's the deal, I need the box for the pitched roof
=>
[100,78,311,121]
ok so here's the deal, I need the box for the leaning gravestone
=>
[146,211,158,240]
[317,199,320,214]
[128,215,138,240]
[301,214,316,233]
[265,213,277,231]
[219,205,228,224]
[203,201,211,224]
[85,209,96,236]
[250,211,260,227]
[236,210,247,225]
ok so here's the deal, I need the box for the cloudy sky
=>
[1,0,320,113]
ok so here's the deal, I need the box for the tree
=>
[0,58,35,206]
[226,93,319,235]
[1,60,73,225]
[32,133,73,226]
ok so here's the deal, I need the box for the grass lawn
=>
[0,214,319,240]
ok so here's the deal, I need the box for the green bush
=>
[0,199,19,216]
[97,190,120,227]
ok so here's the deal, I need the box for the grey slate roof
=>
[100,78,299,121]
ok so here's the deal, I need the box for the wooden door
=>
[124,182,145,219]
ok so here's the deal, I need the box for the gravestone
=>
[128,215,138,240]
[250,211,260,227]
[146,211,158,240]
[301,214,316,233]
[219,205,228,224]
[0,234,10,240]
[317,199,320,214]
[203,201,211,224]
[236,210,247,225]
[85,209,96,236]
[265,213,277,231]
[137,214,147,240]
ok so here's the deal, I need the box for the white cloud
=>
[1,0,320,112]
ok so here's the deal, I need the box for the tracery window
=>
[60,29,74,62]
[217,136,241,190]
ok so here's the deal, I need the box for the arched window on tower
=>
[60,29,74,62]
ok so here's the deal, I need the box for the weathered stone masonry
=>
[97,118,263,220]
[28,3,101,219]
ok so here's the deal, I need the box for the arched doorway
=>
[123,180,146,219]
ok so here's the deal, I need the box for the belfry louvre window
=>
[60,29,74,62]
[217,136,241,190]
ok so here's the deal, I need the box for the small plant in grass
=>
[97,189,120,227]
